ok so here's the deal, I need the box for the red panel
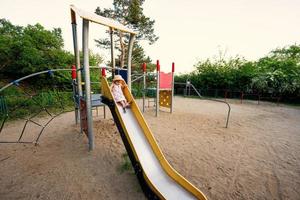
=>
[102,68,106,77]
[71,65,77,79]
[156,60,160,71]
[159,72,172,89]
[172,62,175,72]
[142,63,146,72]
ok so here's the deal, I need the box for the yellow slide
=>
[101,77,207,200]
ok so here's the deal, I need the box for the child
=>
[111,75,130,113]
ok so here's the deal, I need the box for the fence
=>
[174,86,291,104]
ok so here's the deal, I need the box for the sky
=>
[0,0,300,73]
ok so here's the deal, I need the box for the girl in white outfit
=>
[111,75,130,113]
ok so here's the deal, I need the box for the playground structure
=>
[69,5,207,199]
[0,5,208,200]
[155,60,175,116]
[0,5,246,198]
[70,5,136,151]
[0,4,244,199]
[175,80,231,128]
[0,69,74,144]
[1,5,299,200]
[132,61,175,116]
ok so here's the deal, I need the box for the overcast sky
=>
[1,0,300,73]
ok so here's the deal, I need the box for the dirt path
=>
[0,97,299,199]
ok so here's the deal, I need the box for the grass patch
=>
[118,153,133,174]
[1,90,75,120]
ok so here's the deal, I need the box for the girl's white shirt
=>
[111,83,126,102]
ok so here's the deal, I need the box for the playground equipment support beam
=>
[127,34,135,91]
[203,95,231,128]
[171,62,175,113]
[89,66,128,71]
[71,11,83,97]
[0,69,73,92]
[82,19,94,151]
[110,28,115,79]
[175,82,231,128]
[71,10,83,126]
[142,63,146,113]
[156,60,160,117]
[189,83,202,98]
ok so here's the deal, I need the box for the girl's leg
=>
[123,100,130,107]
[120,101,126,108]
[118,101,127,113]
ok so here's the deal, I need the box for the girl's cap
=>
[113,75,124,82]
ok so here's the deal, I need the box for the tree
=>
[253,45,300,95]
[0,19,73,78]
[0,19,23,71]
[175,45,300,102]
[95,0,158,68]
[79,50,104,66]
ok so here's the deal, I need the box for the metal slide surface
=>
[116,104,196,199]
[101,78,207,200]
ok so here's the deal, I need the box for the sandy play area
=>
[0,97,299,200]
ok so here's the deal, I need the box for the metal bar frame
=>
[82,19,94,151]
[171,63,175,113]
[89,66,128,70]
[127,34,135,91]
[71,9,83,127]
[0,69,72,92]
[110,28,115,79]
[174,81,231,128]
[143,70,146,113]
[131,74,145,83]
[156,60,160,117]
[0,71,75,144]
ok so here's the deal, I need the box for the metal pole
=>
[102,68,106,119]
[171,62,175,113]
[89,66,128,70]
[71,10,83,127]
[0,69,72,92]
[185,80,188,97]
[127,34,135,91]
[71,12,83,97]
[82,19,94,151]
[190,84,203,98]
[156,60,160,117]
[190,83,230,128]
[71,65,78,124]
[110,28,115,79]
[142,63,146,113]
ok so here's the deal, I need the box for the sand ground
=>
[0,97,299,200]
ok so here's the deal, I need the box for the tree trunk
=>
[119,32,126,68]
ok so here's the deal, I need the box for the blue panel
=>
[116,69,128,83]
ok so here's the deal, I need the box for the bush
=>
[175,45,300,103]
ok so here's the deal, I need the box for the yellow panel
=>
[159,90,172,108]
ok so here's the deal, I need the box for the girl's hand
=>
[121,83,127,89]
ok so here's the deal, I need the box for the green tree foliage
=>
[95,0,158,68]
[252,45,300,95]
[0,19,73,78]
[0,19,105,89]
[79,50,104,67]
[187,56,256,91]
[175,45,300,101]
